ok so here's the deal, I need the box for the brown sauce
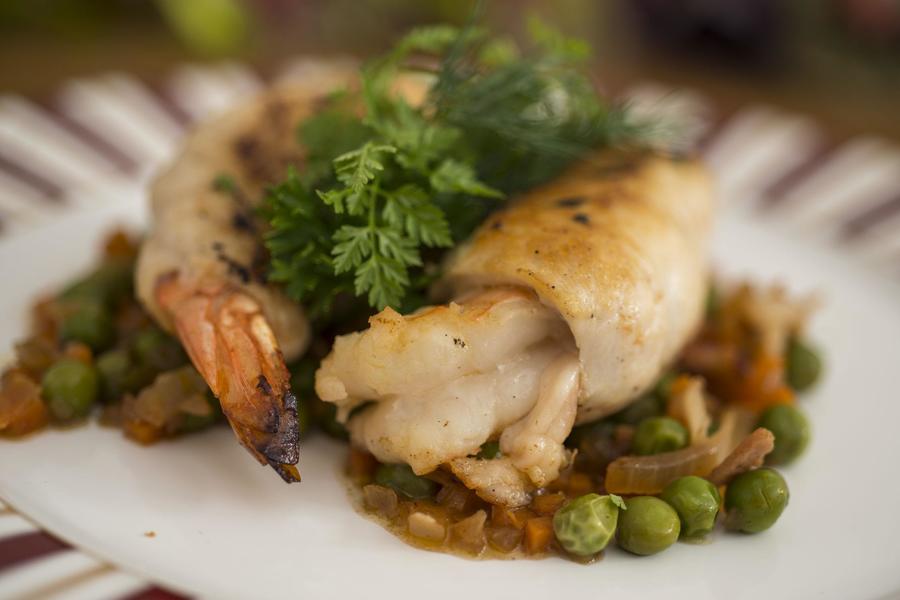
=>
[344,448,606,562]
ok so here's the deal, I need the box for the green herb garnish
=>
[263,18,655,317]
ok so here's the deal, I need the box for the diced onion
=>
[408,512,446,542]
[667,375,711,443]
[363,484,399,518]
[448,510,487,554]
[604,410,737,495]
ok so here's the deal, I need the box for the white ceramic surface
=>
[1,183,899,600]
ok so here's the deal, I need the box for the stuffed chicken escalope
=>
[1,20,823,562]
[317,153,713,506]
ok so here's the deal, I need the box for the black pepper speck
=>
[556,196,585,207]
[573,213,590,225]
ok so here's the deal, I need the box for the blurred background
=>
[0,0,898,141]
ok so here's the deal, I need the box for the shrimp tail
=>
[156,273,301,482]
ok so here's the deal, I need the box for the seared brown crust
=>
[443,151,715,422]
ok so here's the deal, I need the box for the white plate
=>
[1,180,900,600]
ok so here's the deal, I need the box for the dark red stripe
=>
[0,531,68,571]
[0,151,64,200]
[144,82,192,127]
[759,141,836,209]
[842,192,900,240]
[122,586,190,600]
[38,98,139,175]
[695,111,732,155]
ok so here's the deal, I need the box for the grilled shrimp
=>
[136,61,357,481]
[316,151,714,502]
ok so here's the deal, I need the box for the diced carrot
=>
[123,419,163,445]
[523,516,554,555]
[14,337,58,379]
[347,448,379,480]
[531,492,566,515]
[669,374,694,397]
[734,355,795,414]
[62,342,93,364]
[31,297,62,341]
[0,370,49,436]
[566,472,594,496]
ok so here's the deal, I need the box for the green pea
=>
[96,349,132,402]
[724,468,789,533]
[617,496,680,556]
[374,463,438,500]
[61,258,134,308]
[613,394,664,425]
[757,405,810,465]
[41,359,99,421]
[553,493,623,556]
[132,327,187,372]
[786,338,822,392]
[95,349,156,402]
[476,441,501,459]
[632,417,689,456]
[90,259,134,306]
[59,301,114,352]
[60,280,103,306]
[660,476,721,539]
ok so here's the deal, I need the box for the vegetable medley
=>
[346,281,820,560]
[0,232,214,441]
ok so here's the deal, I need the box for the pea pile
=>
[350,283,821,561]
[351,403,805,561]
[0,231,220,441]
[0,232,352,444]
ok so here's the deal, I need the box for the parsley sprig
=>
[263,19,655,317]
